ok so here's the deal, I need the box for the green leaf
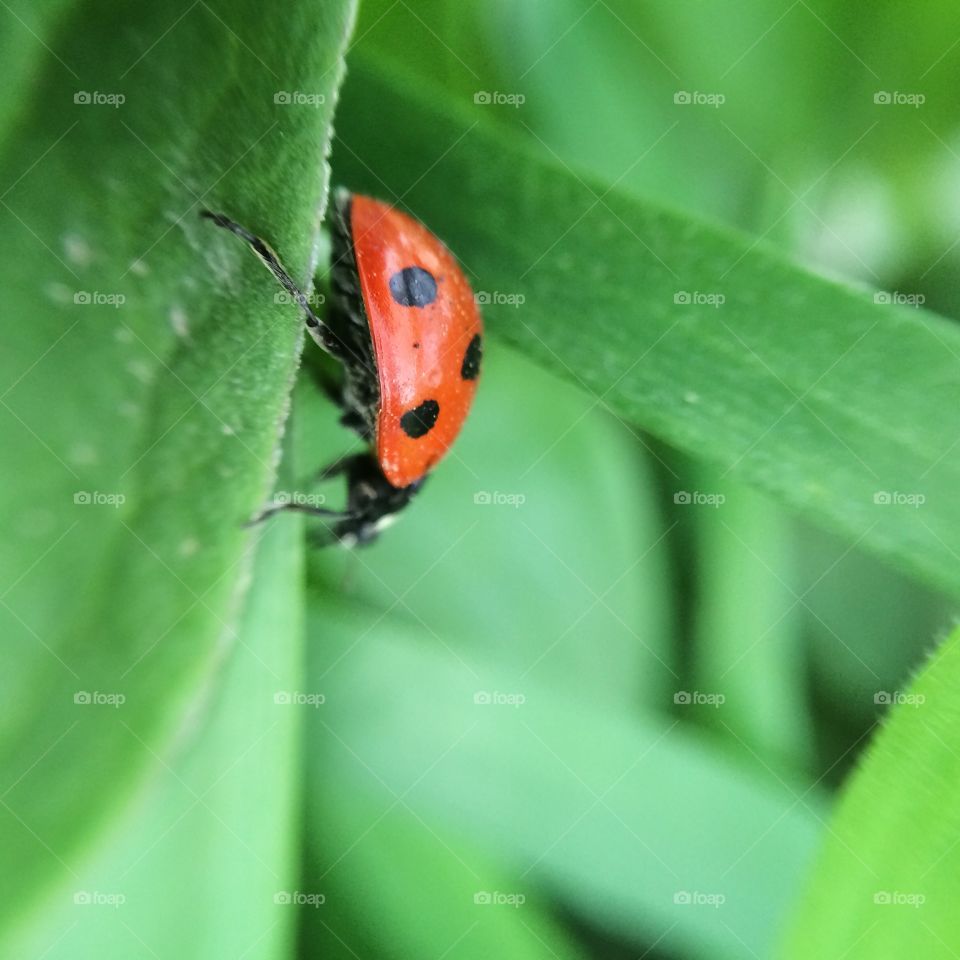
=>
[799,524,953,739]
[780,625,960,959]
[304,343,675,711]
[687,464,812,770]
[303,792,588,960]
[305,595,825,960]
[0,0,355,937]
[330,52,960,599]
[4,514,304,959]
[297,342,678,955]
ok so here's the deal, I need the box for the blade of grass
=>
[780,624,960,959]
[688,466,812,771]
[305,595,825,960]
[0,0,356,935]
[4,513,304,959]
[330,52,960,600]
[303,792,589,960]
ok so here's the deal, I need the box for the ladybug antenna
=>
[200,210,325,332]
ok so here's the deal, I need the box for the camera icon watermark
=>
[874,91,925,108]
[873,491,925,508]
[475,291,525,307]
[674,90,725,108]
[74,691,126,707]
[274,91,326,106]
[473,690,526,707]
[873,290,925,308]
[674,690,725,708]
[473,91,526,108]
[74,890,126,907]
[873,890,925,907]
[73,491,126,507]
[474,890,526,906]
[273,690,326,707]
[673,490,725,508]
[873,690,925,708]
[74,91,125,108]
[674,290,725,307]
[74,291,125,308]
[270,491,327,508]
[274,890,325,907]
[673,890,726,908]
[473,490,526,508]
[274,290,325,307]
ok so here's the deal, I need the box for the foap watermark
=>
[74,491,125,507]
[474,490,526,508]
[271,491,327,508]
[474,90,525,108]
[274,891,326,907]
[874,690,925,708]
[474,891,526,907]
[74,891,126,907]
[674,290,725,308]
[74,91,125,108]
[474,690,526,707]
[74,691,126,707]
[274,91,326,107]
[674,90,725,108]
[274,290,325,308]
[674,690,725,708]
[274,690,326,708]
[674,891,726,908]
[74,291,125,308]
[873,491,925,508]
[874,891,925,907]
[874,91,925,108]
[674,491,725,508]
[475,291,525,307]
[874,291,925,308]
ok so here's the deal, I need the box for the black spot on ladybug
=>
[412,341,421,349]
[400,399,440,438]
[389,266,437,308]
[461,334,482,381]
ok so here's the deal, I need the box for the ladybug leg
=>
[248,455,370,527]
[245,500,356,527]
[247,455,422,547]
[200,210,348,361]
[248,501,353,551]
[247,456,365,528]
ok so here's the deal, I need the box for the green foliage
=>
[0,0,354,947]
[302,588,824,960]
[7,515,305,957]
[333,52,960,602]
[781,625,960,959]
[3,1,960,958]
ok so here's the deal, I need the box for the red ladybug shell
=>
[348,194,483,489]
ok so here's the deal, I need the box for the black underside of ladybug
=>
[201,194,424,547]
[316,191,425,545]
[325,190,380,443]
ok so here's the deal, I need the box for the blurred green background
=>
[2,1,960,958]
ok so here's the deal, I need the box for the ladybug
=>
[201,189,483,545]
